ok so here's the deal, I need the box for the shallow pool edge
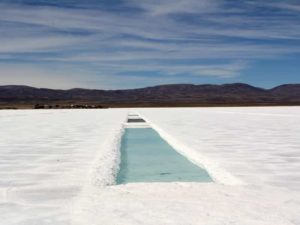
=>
[136,112,246,186]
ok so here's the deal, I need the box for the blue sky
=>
[0,0,300,89]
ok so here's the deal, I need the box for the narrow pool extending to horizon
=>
[116,128,212,184]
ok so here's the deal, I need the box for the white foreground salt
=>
[0,108,299,225]
[0,109,127,225]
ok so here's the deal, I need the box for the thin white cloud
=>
[0,1,299,88]
[0,35,92,53]
[253,1,300,13]
[276,3,300,12]
[126,0,220,16]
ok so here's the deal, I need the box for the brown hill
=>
[0,83,300,108]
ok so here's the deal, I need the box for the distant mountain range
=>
[1,83,300,108]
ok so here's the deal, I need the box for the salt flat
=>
[0,107,299,225]
[0,109,128,225]
[138,107,300,190]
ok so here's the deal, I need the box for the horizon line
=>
[1,82,299,91]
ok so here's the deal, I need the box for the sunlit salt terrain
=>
[0,107,299,225]
[138,107,300,191]
[0,109,128,225]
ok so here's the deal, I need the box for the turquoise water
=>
[116,128,212,184]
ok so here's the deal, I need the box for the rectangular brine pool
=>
[116,128,212,184]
